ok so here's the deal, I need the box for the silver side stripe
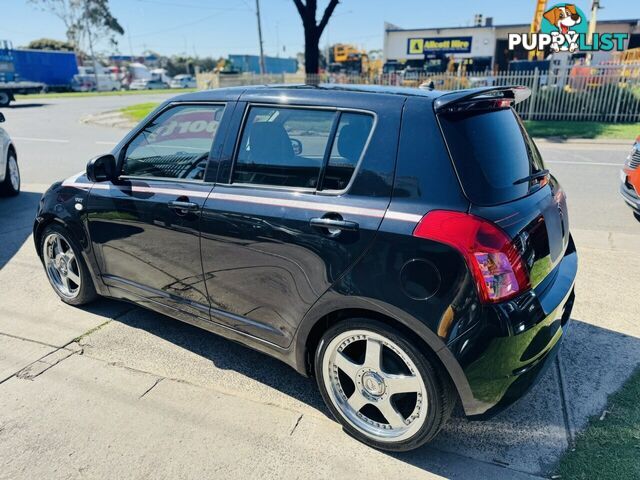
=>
[61,181,421,223]
[115,185,210,198]
[384,211,424,223]
[208,192,386,218]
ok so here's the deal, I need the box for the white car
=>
[0,113,19,196]
[170,74,197,89]
[129,78,169,90]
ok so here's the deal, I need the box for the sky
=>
[2,0,637,59]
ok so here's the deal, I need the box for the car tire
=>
[0,151,20,196]
[315,318,454,452]
[0,92,11,107]
[634,212,640,223]
[40,224,98,306]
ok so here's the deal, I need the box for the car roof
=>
[171,83,448,104]
[168,84,530,112]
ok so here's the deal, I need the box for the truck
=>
[0,41,45,107]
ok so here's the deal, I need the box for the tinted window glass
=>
[439,108,545,205]
[322,112,373,190]
[123,104,224,180]
[233,107,336,188]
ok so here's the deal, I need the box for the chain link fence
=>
[197,64,640,123]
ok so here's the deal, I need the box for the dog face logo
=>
[543,4,583,52]
[507,4,627,55]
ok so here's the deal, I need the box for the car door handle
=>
[168,200,199,212]
[309,217,359,231]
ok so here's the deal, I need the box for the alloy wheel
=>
[322,329,428,442]
[43,233,82,299]
[8,155,19,191]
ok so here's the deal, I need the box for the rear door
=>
[438,105,570,289]
[199,92,403,347]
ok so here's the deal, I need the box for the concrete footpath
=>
[1,185,639,480]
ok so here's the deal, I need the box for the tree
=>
[164,56,221,77]
[28,0,124,88]
[25,38,75,51]
[28,0,124,55]
[292,0,339,76]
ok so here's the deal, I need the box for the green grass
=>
[15,88,195,100]
[524,121,640,140]
[556,366,640,480]
[120,102,160,122]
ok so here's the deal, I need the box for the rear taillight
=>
[413,210,530,304]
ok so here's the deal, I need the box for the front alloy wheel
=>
[40,225,97,305]
[316,319,453,451]
[43,232,82,299]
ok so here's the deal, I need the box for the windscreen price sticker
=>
[152,110,220,141]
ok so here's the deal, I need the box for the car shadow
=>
[93,304,640,478]
[7,103,48,109]
[101,304,326,410]
[0,191,42,270]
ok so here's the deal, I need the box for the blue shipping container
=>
[229,55,297,74]
[12,49,78,87]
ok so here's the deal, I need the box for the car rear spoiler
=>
[433,86,531,113]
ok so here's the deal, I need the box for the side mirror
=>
[86,154,116,182]
[0,112,5,123]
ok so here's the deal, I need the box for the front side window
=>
[122,104,224,180]
[233,107,336,188]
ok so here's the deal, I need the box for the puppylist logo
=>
[508,3,628,54]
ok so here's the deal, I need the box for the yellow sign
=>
[408,38,424,54]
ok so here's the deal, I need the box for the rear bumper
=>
[448,238,577,417]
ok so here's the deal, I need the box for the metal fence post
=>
[527,68,539,121]
[612,66,626,123]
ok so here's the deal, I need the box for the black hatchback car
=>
[35,84,577,451]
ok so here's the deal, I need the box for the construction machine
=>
[528,0,547,61]
[328,44,369,76]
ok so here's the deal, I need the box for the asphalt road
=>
[0,95,639,480]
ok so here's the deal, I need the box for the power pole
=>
[585,0,601,65]
[255,0,266,74]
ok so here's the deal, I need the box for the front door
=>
[200,99,401,347]
[87,103,227,319]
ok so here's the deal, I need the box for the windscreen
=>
[439,108,545,205]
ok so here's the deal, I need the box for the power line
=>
[130,10,240,38]
[132,0,249,11]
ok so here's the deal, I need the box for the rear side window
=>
[439,108,545,205]
[233,107,335,188]
[322,112,374,191]
[122,104,224,180]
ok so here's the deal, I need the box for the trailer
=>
[12,48,78,88]
[0,40,71,107]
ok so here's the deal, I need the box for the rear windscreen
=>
[439,108,545,205]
